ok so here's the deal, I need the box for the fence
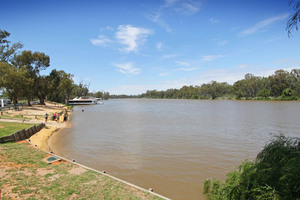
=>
[0,123,45,143]
[0,103,27,112]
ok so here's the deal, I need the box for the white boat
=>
[68,97,102,105]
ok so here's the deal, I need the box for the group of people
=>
[44,109,69,123]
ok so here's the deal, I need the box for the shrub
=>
[204,135,300,200]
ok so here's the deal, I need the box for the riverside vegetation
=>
[0,121,163,200]
[203,135,300,200]
[139,69,300,101]
[0,28,109,106]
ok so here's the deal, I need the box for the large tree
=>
[201,81,232,100]
[13,50,50,105]
[57,71,74,104]
[233,74,264,99]
[0,63,32,105]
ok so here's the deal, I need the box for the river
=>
[49,99,300,200]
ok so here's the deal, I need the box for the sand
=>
[29,127,59,151]
[0,101,72,152]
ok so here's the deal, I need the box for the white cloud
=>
[240,13,289,35]
[147,0,201,32]
[237,64,248,69]
[217,40,228,46]
[99,26,114,31]
[159,72,170,77]
[209,17,219,24]
[212,38,228,46]
[147,12,172,33]
[90,35,112,46]
[156,42,163,51]
[175,67,199,71]
[115,25,152,53]
[265,36,284,43]
[272,58,291,64]
[165,0,202,15]
[200,54,224,62]
[163,54,179,59]
[113,62,141,75]
[175,61,190,66]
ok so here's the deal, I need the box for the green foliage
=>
[204,136,300,200]
[280,88,297,100]
[0,29,23,63]
[1,28,111,104]
[140,69,300,101]
[203,179,211,194]
[257,88,271,98]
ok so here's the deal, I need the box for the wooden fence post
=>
[14,131,21,142]
[33,125,37,133]
[24,129,30,138]
[19,129,26,141]
[28,127,34,136]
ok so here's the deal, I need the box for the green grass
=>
[0,121,37,137]
[0,142,163,200]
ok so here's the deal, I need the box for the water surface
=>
[50,99,300,200]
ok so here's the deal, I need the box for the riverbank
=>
[0,102,165,199]
[0,141,163,199]
[0,101,70,150]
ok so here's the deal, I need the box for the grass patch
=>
[0,142,163,200]
[0,121,37,137]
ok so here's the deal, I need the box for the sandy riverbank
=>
[0,101,72,151]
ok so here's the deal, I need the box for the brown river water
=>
[49,99,300,200]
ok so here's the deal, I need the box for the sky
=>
[1,0,300,95]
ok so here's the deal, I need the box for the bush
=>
[204,135,300,200]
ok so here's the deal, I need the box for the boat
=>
[68,97,103,105]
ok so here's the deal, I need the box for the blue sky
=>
[1,0,300,94]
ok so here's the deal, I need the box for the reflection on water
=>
[50,99,300,200]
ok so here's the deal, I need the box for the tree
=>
[268,70,292,97]
[201,81,232,100]
[57,71,74,104]
[72,81,89,97]
[47,69,65,103]
[290,69,300,97]
[233,74,264,99]
[287,0,300,36]
[35,75,51,105]
[0,29,23,63]
[13,50,50,105]
[103,92,110,100]
[0,63,32,105]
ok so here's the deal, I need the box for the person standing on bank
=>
[44,113,48,123]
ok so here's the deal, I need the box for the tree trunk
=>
[39,97,45,105]
[13,97,18,106]
[27,98,31,106]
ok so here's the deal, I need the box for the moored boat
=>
[68,97,102,105]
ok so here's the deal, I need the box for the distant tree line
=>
[139,69,300,101]
[0,29,109,105]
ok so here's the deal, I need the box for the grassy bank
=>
[0,122,37,137]
[0,123,163,199]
